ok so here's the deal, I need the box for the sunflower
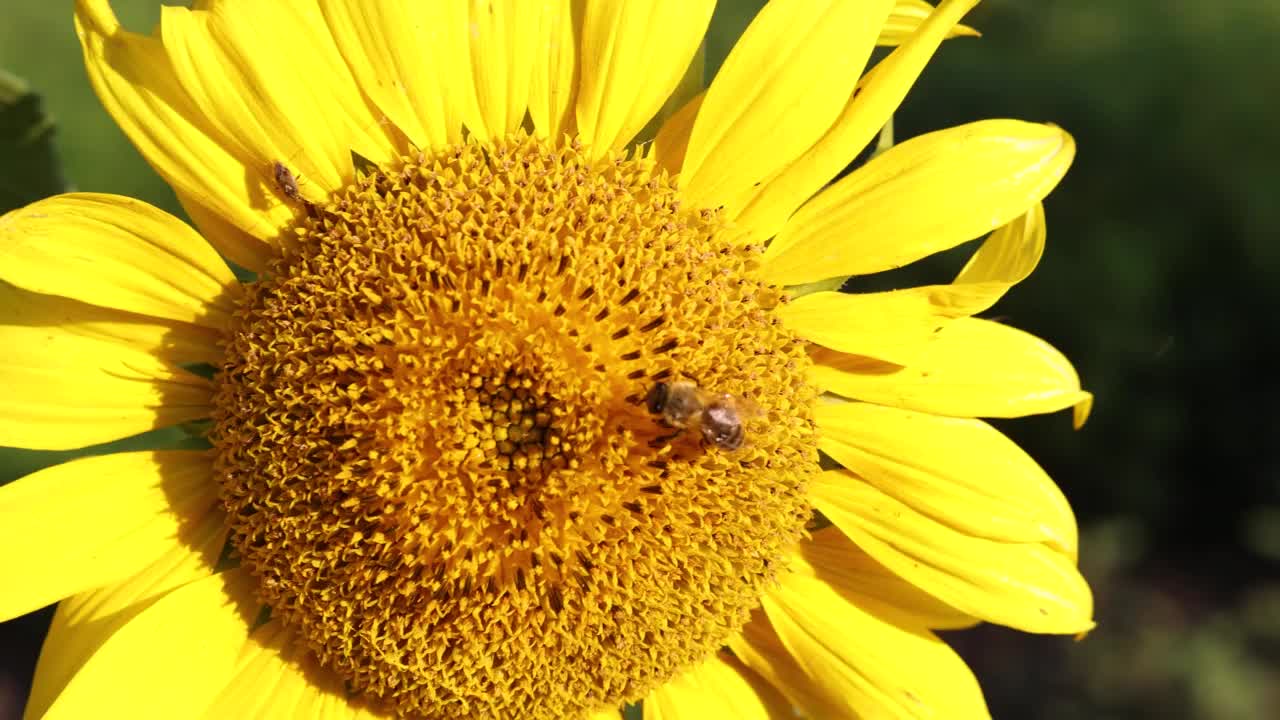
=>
[0,0,1093,718]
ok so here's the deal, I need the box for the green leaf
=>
[0,68,68,214]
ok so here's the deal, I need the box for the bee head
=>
[645,382,670,415]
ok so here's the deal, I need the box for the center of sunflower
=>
[211,134,817,719]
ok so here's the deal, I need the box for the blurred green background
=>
[3,1,1279,718]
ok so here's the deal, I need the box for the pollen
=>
[211,134,818,719]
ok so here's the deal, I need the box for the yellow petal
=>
[774,203,1047,365]
[635,40,706,148]
[176,192,276,274]
[159,1,401,188]
[816,401,1077,552]
[652,92,704,174]
[0,450,217,621]
[528,0,582,140]
[730,610,846,719]
[457,0,542,140]
[576,0,716,159]
[763,121,1073,285]
[0,325,212,450]
[680,0,894,213]
[878,0,980,46]
[585,711,621,720]
[734,0,980,245]
[758,572,991,719]
[318,0,460,150]
[777,287,956,367]
[201,620,354,719]
[74,0,285,245]
[810,317,1093,423]
[42,570,256,720]
[812,469,1095,633]
[24,509,225,720]
[795,527,977,630]
[1,282,223,367]
[645,652,792,720]
[0,194,239,331]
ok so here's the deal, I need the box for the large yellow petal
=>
[158,1,400,189]
[812,469,1094,634]
[748,572,991,719]
[318,0,460,150]
[461,1,542,140]
[680,0,894,214]
[0,450,217,621]
[576,0,716,159]
[201,620,355,719]
[74,0,284,249]
[1,282,222,367]
[816,401,1077,552]
[645,652,792,720]
[879,0,979,46]
[42,570,256,720]
[652,92,704,174]
[795,527,977,630]
[0,325,212,450]
[763,121,1073,285]
[528,0,582,140]
[774,202,1046,366]
[810,317,1093,426]
[176,192,276,274]
[734,0,980,245]
[24,509,225,720]
[0,194,239,331]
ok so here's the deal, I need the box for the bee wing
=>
[734,395,765,420]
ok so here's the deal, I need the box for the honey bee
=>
[644,380,754,450]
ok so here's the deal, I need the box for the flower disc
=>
[212,135,818,719]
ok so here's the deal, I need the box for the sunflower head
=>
[211,133,817,716]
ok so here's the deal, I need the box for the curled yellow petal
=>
[812,469,1095,634]
[809,317,1092,422]
[878,0,980,46]
[763,121,1072,286]
[775,202,1047,365]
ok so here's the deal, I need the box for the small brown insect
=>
[272,160,320,218]
[272,161,304,201]
[644,379,754,450]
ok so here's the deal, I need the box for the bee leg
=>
[649,428,683,448]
